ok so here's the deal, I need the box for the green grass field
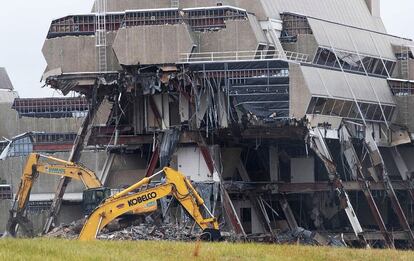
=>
[0,239,413,261]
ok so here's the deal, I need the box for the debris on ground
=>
[45,219,86,239]
[98,224,196,241]
[276,227,346,247]
[46,220,345,247]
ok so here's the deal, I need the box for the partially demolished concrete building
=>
[3,0,414,248]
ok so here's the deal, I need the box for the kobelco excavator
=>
[79,167,221,241]
[5,153,112,237]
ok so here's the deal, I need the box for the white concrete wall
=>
[175,146,212,182]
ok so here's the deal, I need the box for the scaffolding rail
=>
[179,50,309,63]
[184,6,247,30]
[388,79,414,96]
[12,97,90,118]
[124,9,181,27]
[47,6,249,39]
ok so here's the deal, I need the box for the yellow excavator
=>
[6,153,157,237]
[79,167,221,241]
[5,153,109,237]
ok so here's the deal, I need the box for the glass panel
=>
[373,59,385,75]
[348,102,361,119]
[341,101,353,117]
[337,51,360,71]
[383,106,392,121]
[331,100,345,116]
[315,48,331,66]
[325,50,337,67]
[362,57,374,72]
[306,97,318,114]
[359,103,369,118]
[322,99,336,115]
[373,105,384,121]
[385,61,395,76]
[387,106,395,121]
[313,49,323,64]
[366,104,378,120]
[314,98,327,114]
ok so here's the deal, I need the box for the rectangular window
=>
[341,101,353,118]
[322,99,335,115]
[387,106,395,121]
[306,97,318,114]
[331,100,345,116]
[372,59,385,75]
[385,60,395,76]
[365,104,378,120]
[359,103,369,118]
[362,57,374,73]
[373,105,383,121]
[348,102,361,119]
[313,98,328,114]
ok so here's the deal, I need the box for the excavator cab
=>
[82,187,111,215]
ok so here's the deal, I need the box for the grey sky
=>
[0,0,413,98]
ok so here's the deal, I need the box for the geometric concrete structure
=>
[17,0,414,248]
[0,68,14,90]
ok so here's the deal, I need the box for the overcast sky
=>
[0,0,413,98]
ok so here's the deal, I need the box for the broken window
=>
[280,13,312,42]
[12,97,89,118]
[184,6,247,31]
[313,48,395,77]
[306,97,392,122]
[125,9,181,27]
[47,14,123,39]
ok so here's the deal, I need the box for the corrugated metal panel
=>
[260,0,386,32]
[301,66,353,100]
[300,66,395,105]
[0,68,13,90]
[308,18,397,60]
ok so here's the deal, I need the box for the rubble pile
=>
[46,220,344,247]
[277,227,346,247]
[46,218,210,241]
[46,219,85,239]
[98,224,196,241]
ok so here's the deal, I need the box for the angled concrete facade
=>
[8,0,414,247]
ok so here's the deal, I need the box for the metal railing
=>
[179,50,309,63]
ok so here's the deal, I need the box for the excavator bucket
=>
[5,212,34,238]
[201,228,222,241]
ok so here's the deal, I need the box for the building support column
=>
[307,127,367,246]
[364,131,414,248]
[340,126,394,248]
[43,83,103,234]
[198,135,246,237]
[237,159,275,237]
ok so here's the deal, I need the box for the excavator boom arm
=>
[15,153,102,210]
[6,153,103,237]
[79,167,219,241]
